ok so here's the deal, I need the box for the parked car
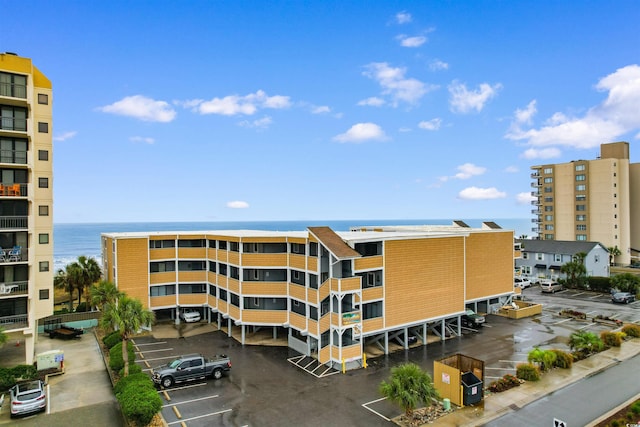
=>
[152,353,231,388]
[612,292,636,304]
[514,277,531,289]
[462,309,485,327]
[540,281,563,293]
[9,380,47,418]
[179,309,201,323]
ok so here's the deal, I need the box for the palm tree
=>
[90,280,123,313]
[101,295,155,377]
[76,256,102,309]
[561,260,587,288]
[608,246,622,266]
[379,362,439,418]
[527,347,557,372]
[54,264,82,312]
[568,331,603,354]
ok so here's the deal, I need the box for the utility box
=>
[36,349,64,371]
[461,371,483,405]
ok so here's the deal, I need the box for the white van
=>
[540,281,563,293]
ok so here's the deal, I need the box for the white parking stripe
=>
[139,355,178,362]
[166,409,232,425]
[157,382,207,393]
[133,341,167,346]
[137,348,173,354]
[162,394,219,408]
[362,397,391,422]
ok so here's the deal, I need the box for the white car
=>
[514,277,531,289]
[9,380,46,418]
[179,309,201,323]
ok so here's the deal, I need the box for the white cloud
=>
[238,116,273,129]
[53,131,77,141]
[333,123,388,143]
[396,11,412,24]
[357,97,385,107]
[227,201,249,209]
[363,62,436,106]
[458,187,506,200]
[418,118,442,131]
[429,59,449,71]
[521,147,562,159]
[454,163,486,179]
[311,105,331,114]
[504,166,519,173]
[185,90,291,116]
[397,35,427,47]
[516,192,536,205]
[448,81,502,114]
[514,100,537,125]
[130,136,155,144]
[506,65,640,151]
[99,95,176,122]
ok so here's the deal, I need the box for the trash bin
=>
[461,371,483,405]
[443,398,451,410]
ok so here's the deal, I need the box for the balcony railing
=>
[0,183,26,197]
[530,191,539,197]
[531,218,541,224]
[0,314,28,330]
[0,247,28,262]
[0,118,27,132]
[532,227,541,233]
[0,150,27,165]
[531,181,541,188]
[531,209,540,215]
[0,280,28,297]
[0,216,27,229]
[531,172,540,178]
[0,82,27,99]
[531,200,541,206]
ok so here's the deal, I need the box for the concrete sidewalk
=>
[434,338,640,426]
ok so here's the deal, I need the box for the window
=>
[543,168,553,174]
[535,253,544,261]
[229,293,240,307]
[576,215,586,221]
[544,177,553,183]
[544,234,554,240]
[38,93,49,104]
[309,305,318,320]
[291,243,305,255]
[544,186,553,193]
[38,150,49,161]
[150,261,176,273]
[576,195,586,201]
[38,177,49,188]
[309,274,318,289]
[229,241,239,252]
[178,283,206,294]
[577,225,587,231]
[218,263,227,275]
[39,233,49,244]
[208,239,216,249]
[554,254,562,262]
[521,266,531,275]
[218,241,227,250]
[576,184,586,191]
[291,269,305,286]
[575,174,586,181]
[0,137,28,164]
[576,234,587,241]
[544,197,553,203]
[177,261,206,271]
[208,261,216,273]
[219,289,227,301]
[545,215,553,221]
[522,252,529,260]
[38,205,49,216]
[38,122,48,133]
[575,164,585,171]
[363,301,383,319]
[576,205,586,211]
[230,266,239,279]
[544,224,554,230]
[39,289,50,300]
[594,254,600,263]
[150,285,176,296]
[309,242,318,256]
[177,239,205,248]
[39,261,49,272]
[544,206,553,212]
[0,72,27,98]
[291,299,305,316]
[149,239,175,248]
[0,106,27,131]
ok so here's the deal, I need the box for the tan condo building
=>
[102,222,514,371]
[0,53,54,363]
[531,142,639,266]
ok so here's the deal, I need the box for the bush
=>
[103,331,122,349]
[516,363,540,381]
[622,324,640,338]
[601,331,624,348]
[630,400,640,415]
[551,349,573,369]
[488,374,521,393]
[587,276,611,293]
[119,363,142,377]
[75,302,89,312]
[109,341,135,372]
[114,372,150,396]
[118,383,162,426]
[0,365,39,390]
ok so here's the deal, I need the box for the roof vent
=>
[2,52,18,56]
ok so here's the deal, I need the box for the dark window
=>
[218,241,227,250]
[38,205,49,216]
[291,299,305,316]
[309,306,318,320]
[208,285,216,297]
[218,263,227,275]
[0,137,28,164]
[0,106,27,131]
[39,233,49,244]
[39,289,49,300]
[149,239,175,248]
[38,177,48,188]
[229,241,239,252]
[291,243,305,255]
[321,331,330,348]
[320,296,330,316]
[219,289,227,301]
[177,239,205,248]
[291,269,305,286]
[178,261,206,271]
[208,239,216,249]
[39,261,49,272]
[230,266,239,280]
[0,72,27,98]
[308,274,318,289]
[355,242,382,256]
[38,122,48,133]
[150,285,176,296]
[150,261,176,273]
[38,93,49,104]
[576,205,586,211]
[178,283,206,294]
[309,242,318,256]
[363,301,382,319]
[208,261,216,273]
[230,293,240,307]
[38,150,48,161]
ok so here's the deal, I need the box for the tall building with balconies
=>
[0,53,54,363]
[531,141,639,266]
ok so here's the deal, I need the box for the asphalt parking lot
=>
[130,287,640,427]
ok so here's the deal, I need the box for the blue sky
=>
[5,1,640,223]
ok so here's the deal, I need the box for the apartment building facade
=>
[102,223,514,370]
[531,142,639,266]
[0,53,54,364]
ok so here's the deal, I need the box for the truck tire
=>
[161,376,174,388]
[213,368,223,380]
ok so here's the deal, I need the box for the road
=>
[485,348,640,426]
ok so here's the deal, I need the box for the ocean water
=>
[53,218,531,272]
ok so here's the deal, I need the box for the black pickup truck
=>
[152,353,231,388]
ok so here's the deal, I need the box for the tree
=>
[54,263,82,311]
[610,273,640,294]
[101,295,155,377]
[568,331,603,355]
[90,280,123,313]
[76,256,102,309]
[379,362,439,418]
[561,260,587,288]
[608,246,622,266]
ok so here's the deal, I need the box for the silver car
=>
[9,380,46,418]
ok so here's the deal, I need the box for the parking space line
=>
[137,348,174,354]
[133,341,168,346]
[162,394,220,408]
[141,355,178,362]
[157,383,208,393]
[553,318,574,325]
[362,397,391,422]
[166,409,233,425]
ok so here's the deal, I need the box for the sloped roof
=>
[308,226,361,260]
[516,239,607,255]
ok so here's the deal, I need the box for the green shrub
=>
[114,372,151,396]
[118,384,162,426]
[587,276,611,293]
[611,419,621,427]
[527,347,557,372]
[119,363,142,377]
[622,324,640,338]
[601,331,624,348]
[630,400,640,415]
[551,349,573,369]
[0,367,15,390]
[11,364,38,381]
[75,302,89,312]
[516,363,540,381]
[109,341,135,372]
[103,331,122,349]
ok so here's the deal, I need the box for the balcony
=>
[0,247,28,263]
[0,280,28,297]
[532,227,541,233]
[531,181,541,188]
[0,117,27,132]
[0,216,27,230]
[530,171,540,178]
[531,218,542,224]
[0,314,28,331]
[0,149,27,165]
[530,191,539,197]
[531,199,541,206]
[531,209,540,215]
[0,183,26,197]
[0,81,27,99]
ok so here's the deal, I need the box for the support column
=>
[24,333,35,365]
[440,319,445,341]
[227,318,232,337]
[273,326,277,339]
[217,312,221,330]
[241,325,245,345]
[384,331,389,355]
[422,323,428,346]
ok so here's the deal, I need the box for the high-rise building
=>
[0,53,54,364]
[531,141,639,266]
